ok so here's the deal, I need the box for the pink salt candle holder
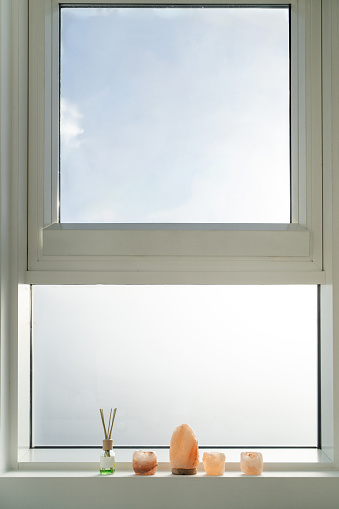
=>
[202,452,226,476]
[240,452,263,475]
[132,450,158,476]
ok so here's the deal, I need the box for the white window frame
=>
[2,0,339,507]
[27,0,324,285]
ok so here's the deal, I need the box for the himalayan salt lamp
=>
[240,452,263,475]
[133,451,158,476]
[170,424,200,475]
[202,452,226,476]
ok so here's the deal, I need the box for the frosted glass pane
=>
[60,7,290,223]
[32,286,317,447]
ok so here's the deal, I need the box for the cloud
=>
[60,97,84,146]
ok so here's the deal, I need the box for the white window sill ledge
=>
[6,448,334,477]
[4,471,339,479]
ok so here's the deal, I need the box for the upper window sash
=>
[27,0,323,282]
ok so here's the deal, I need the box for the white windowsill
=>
[6,448,333,477]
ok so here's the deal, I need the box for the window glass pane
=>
[32,285,317,447]
[60,6,290,223]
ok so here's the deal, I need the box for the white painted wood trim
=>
[42,224,310,257]
[57,0,295,5]
[16,447,334,472]
[24,267,325,285]
[27,0,323,276]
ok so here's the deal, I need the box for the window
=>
[28,0,323,278]
[59,6,290,224]
[21,0,325,458]
[23,1,323,453]
[32,285,318,448]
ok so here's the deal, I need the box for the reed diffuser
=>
[99,407,117,475]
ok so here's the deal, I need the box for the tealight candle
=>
[240,452,263,475]
[133,451,158,475]
[203,452,226,476]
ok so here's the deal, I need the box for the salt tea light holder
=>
[202,452,226,476]
[240,452,263,475]
[133,451,158,475]
[99,407,117,475]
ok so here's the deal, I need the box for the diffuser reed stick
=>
[100,408,117,440]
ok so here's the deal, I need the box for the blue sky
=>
[60,6,290,223]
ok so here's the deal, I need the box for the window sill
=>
[2,451,339,509]
[41,222,310,257]
[11,448,333,476]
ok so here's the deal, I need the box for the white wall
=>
[0,0,12,475]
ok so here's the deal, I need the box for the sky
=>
[60,6,290,223]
